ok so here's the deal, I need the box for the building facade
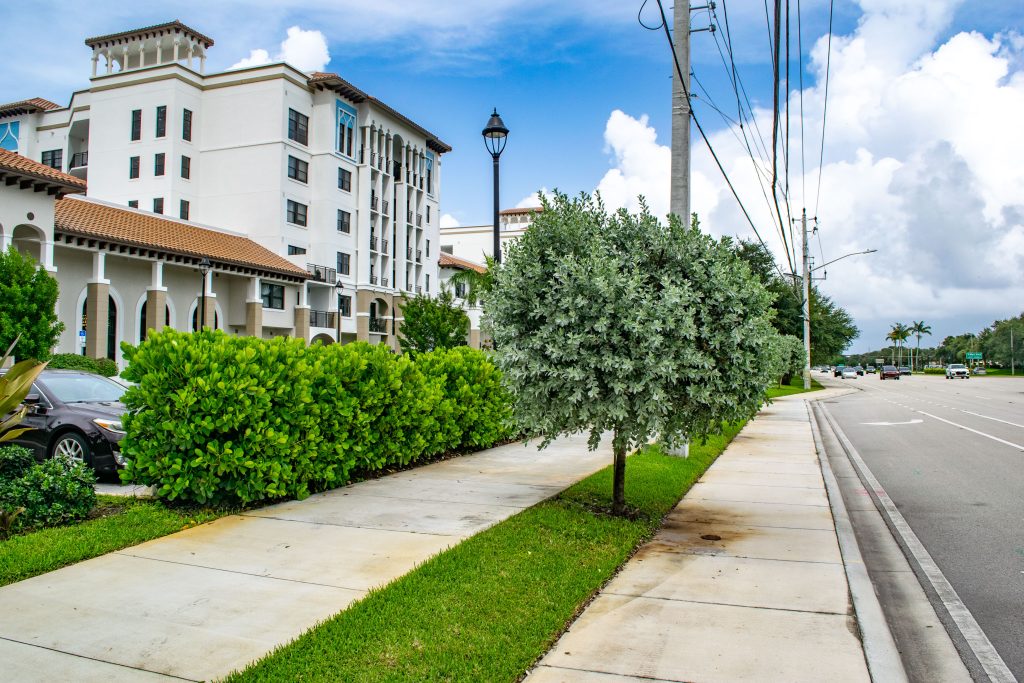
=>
[1,20,450,358]
[439,206,540,263]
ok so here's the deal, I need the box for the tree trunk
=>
[612,429,627,516]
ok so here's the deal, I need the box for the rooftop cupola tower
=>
[85,21,214,78]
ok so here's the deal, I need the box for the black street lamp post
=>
[198,257,211,331]
[482,109,509,263]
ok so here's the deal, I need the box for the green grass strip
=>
[225,423,744,683]
[0,495,224,587]
[766,375,824,399]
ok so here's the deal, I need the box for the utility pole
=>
[801,207,811,389]
[1012,325,1015,376]
[670,1,691,223]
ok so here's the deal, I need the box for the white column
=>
[151,261,166,290]
[299,282,308,307]
[138,42,145,68]
[199,53,206,74]
[248,276,261,301]
[121,46,129,72]
[173,37,180,62]
[106,52,113,75]
[42,241,56,273]
[203,270,214,296]
[0,231,11,252]
[91,51,99,77]
[90,252,109,284]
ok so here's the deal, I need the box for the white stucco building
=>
[1,20,450,360]
[439,207,540,264]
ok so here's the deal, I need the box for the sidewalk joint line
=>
[112,552,372,592]
[236,513,466,537]
[535,663,683,682]
[319,490,527,509]
[0,635,198,681]
[603,591,848,616]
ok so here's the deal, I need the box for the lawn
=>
[225,423,744,683]
[766,374,825,399]
[0,495,225,587]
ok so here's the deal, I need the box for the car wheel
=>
[51,432,90,467]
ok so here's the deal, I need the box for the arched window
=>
[81,295,117,360]
[191,306,219,332]
[138,301,171,342]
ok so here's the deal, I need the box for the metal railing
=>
[406,246,413,260]
[310,309,331,328]
[382,199,389,216]
[369,317,388,333]
[371,195,379,211]
[370,236,378,251]
[370,274,378,285]
[306,264,337,283]
[416,250,422,262]
[416,214,423,226]
[69,151,88,169]
[381,239,389,253]
[381,277,389,287]
[407,210,413,223]
[416,286,423,294]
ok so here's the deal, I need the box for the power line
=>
[770,0,794,273]
[797,0,807,205]
[814,0,835,220]
[651,0,791,284]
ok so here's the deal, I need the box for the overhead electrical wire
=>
[814,0,835,220]
[646,0,792,283]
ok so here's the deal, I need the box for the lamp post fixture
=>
[198,257,211,331]
[482,108,509,263]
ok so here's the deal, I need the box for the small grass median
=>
[766,375,824,399]
[224,422,744,683]
[0,495,225,587]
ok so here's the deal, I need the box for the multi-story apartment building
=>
[1,20,450,355]
[439,207,540,264]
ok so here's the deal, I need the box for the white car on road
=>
[841,367,859,379]
[946,363,970,379]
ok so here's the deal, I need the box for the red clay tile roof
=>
[0,97,62,117]
[55,197,308,279]
[308,72,452,154]
[439,252,486,273]
[499,206,542,216]
[85,20,214,48]
[0,149,87,193]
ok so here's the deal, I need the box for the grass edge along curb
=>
[223,422,745,683]
[0,495,225,587]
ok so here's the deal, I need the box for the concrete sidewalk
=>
[0,434,612,682]
[528,392,885,683]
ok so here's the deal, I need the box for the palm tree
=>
[889,322,911,366]
[445,254,498,307]
[910,321,932,372]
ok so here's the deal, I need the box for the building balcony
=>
[406,246,413,260]
[370,195,379,212]
[382,199,389,216]
[416,214,423,227]
[407,209,413,224]
[306,263,337,284]
[370,236,378,251]
[310,309,331,328]
[381,276,389,287]
[416,250,422,263]
[69,151,88,169]
[393,161,402,181]
[369,317,388,334]
[416,286,423,294]
[370,274,378,285]
[381,239,389,254]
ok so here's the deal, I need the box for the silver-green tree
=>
[488,192,776,515]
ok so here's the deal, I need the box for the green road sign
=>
[965,352,983,360]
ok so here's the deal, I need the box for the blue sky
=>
[3,1,1023,354]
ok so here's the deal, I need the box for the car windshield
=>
[949,364,966,369]
[42,374,126,403]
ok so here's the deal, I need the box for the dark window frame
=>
[182,109,193,141]
[153,197,164,214]
[336,209,351,233]
[155,105,167,138]
[179,199,190,220]
[287,245,307,255]
[287,155,309,183]
[339,294,352,317]
[181,155,191,179]
[261,282,285,310]
[154,152,166,176]
[286,199,308,227]
[287,108,309,145]
[41,149,62,170]
[129,156,140,179]
[338,167,352,191]
[337,251,351,275]
[130,109,142,141]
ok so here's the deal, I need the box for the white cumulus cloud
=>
[594,110,670,219]
[440,213,461,229]
[229,26,330,73]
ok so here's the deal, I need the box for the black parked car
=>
[4,369,127,474]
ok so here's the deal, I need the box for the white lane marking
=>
[819,405,1018,683]
[861,419,924,426]
[955,409,1024,431]
[916,411,1024,452]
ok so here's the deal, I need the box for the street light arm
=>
[810,249,877,273]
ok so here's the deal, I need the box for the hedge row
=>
[47,353,119,377]
[120,330,514,505]
[0,445,96,537]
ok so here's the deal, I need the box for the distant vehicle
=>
[946,363,970,379]
[834,365,846,377]
[841,367,859,379]
[866,365,877,374]
[899,366,911,376]
[879,365,901,380]
[854,366,865,376]
[972,367,987,375]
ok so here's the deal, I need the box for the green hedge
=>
[923,367,945,375]
[0,445,96,537]
[119,330,514,505]
[45,354,118,377]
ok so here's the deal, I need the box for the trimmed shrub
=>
[0,445,34,481]
[120,331,514,506]
[417,347,514,450]
[47,353,101,373]
[0,458,96,534]
[95,358,119,377]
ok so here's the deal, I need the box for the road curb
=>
[807,399,909,683]
[816,400,1017,683]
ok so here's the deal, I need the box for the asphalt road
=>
[822,372,1024,679]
